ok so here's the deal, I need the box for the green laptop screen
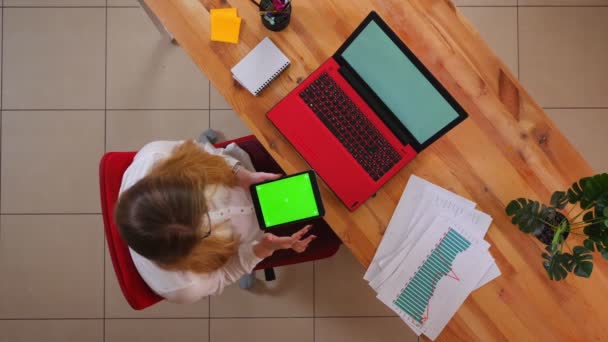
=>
[255,173,319,228]
[340,21,459,145]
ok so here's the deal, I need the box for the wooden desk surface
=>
[145,0,608,340]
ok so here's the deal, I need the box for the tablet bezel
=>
[250,170,325,230]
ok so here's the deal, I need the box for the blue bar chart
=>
[393,228,471,323]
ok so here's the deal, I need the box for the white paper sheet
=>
[377,190,482,269]
[364,175,475,282]
[364,174,501,341]
[376,217,493,340]
[370,202,492,291]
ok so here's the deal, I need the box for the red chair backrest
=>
[100,152,163,310]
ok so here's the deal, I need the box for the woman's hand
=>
[236,168,282,189]
[253,225,317,258]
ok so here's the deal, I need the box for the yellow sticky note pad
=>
[211,8,237,17]
[210,8,242,44]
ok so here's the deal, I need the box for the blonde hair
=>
[115,140,240,274]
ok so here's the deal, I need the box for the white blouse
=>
[119,140,263,303]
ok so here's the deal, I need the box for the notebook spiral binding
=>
[254,61,290,95]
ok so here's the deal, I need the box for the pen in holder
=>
[259,0,292,32]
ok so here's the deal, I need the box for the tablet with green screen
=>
[251,170,325,229]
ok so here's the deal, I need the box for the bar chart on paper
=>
[394,228,471,324]
[369,178,499,340]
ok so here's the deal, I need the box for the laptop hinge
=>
[337,67,413,147]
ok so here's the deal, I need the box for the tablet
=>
[251,170,325,229]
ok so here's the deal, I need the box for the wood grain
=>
[144,0,607,340]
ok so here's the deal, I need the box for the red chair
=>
[99,135,342,310]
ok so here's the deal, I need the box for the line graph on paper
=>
[393,228,471,324]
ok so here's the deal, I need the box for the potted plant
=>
[505,173,608,280]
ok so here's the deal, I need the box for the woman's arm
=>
[161,240,263,304]
[160,226,316,304]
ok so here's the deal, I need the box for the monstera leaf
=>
[568,174,608,208]
[583,174,608,205]
[596,194,608,223]
[550,191,568,210]
[506,198,555,235]
[567,180,586,206]
[542,246,572,281]
[570,246,593,278]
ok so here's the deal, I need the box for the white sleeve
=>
[160,241,263,304]
[201,142,241,169]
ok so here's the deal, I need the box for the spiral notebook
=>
[231,37,290,96]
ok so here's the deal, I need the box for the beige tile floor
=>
[0,1,606,341]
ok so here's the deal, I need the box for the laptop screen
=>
[339,19,463,146]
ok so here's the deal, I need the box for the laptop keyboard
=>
[299,72,402,181]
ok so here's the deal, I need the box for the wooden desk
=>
[144,0,608,340]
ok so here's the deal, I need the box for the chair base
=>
[263,268,276,281]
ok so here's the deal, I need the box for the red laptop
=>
[267,11,468,211]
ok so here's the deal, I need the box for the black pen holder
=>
[259,0,292,32]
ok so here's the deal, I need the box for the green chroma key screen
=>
[255,172,320,228]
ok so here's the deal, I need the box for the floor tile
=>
[519,7,608,108]
[315,248,395,316]
[2,8,105,109]
[315,317,418,342]
[210,318,313,342]
[519,0,608,5]
[1,111,104,213]
[454,0,516,5]
[4,0,105,6]
[210,263,313,317]
[0,215,104,318]
[105,319,208,342]
[210,86,232,110]
[0,320,103,342]
[107,7,209,109]
[210,109,253,142]
[106,110,209,151]
[108,0,139,5]
[105,246,210,318]
[459,7,518,76]
[0,9,2,108]
[547,109,608,173]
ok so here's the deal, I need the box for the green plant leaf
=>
[550,191,568,209]
[570,246,593,278]
[505,198,549,234]
[506,200,522,216]
[573,246,592,257]
[596,194,608,219]
[568,181,585,204]
[583,174,608,204]
[542,246,571,281]
[584,224,605,242]
[574,262,593,278]
[583,211,594,223]
[601,248,608,261]
[600,234,608,250]
[584,239,596,252]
